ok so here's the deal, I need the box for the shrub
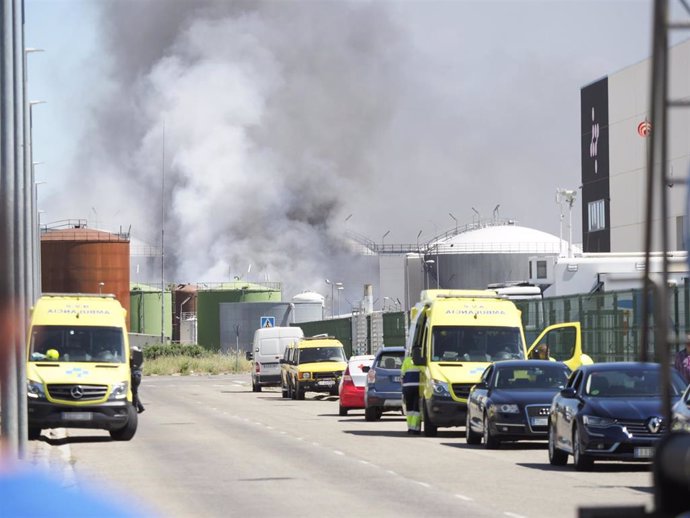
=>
[142,343,207,360]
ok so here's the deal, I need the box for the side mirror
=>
[130,347,144,369]
[560,387,578,399]
[245,351,253,361]
[362,366,370,373]
[411,347,424,366]
[279,358,285,364]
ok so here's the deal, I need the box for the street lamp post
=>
[33,175,45,297]
[382,230,390,248]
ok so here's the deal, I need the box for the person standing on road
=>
[401,351,422,435]
[674,334,690,384]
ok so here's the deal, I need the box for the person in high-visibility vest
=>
[401,354,422,435]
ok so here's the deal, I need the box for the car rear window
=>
[348,356,374,374]
[377,351,403,370]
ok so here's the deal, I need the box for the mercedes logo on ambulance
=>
[70,385,84,399]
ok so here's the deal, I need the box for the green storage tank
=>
[197,282,281,350]
[130,283,173,340]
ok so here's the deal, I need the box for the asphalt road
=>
[41,375,654,518]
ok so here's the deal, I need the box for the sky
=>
[24,0,671,296]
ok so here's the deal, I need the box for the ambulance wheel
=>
[110,405,138,441]
[422,400,438,437]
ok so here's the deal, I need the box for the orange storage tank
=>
[41,222,131,328]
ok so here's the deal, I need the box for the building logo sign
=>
[637,119,652,137]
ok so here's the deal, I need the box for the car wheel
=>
[423,400,438,437]
[28,427,41,441]
[289,379,296,400]
[365,406,382,422]
[296,382,305,400]
[252,378,261,393]
[109,404,138,441]
[548,423,568,466]
[483,412,500,449]
[339,405,348,416]
[573,426,594,471]
[465,411,481,445]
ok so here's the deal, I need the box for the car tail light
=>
[255,363,261,373]
[367,369,376,383]
[342,367,354,385]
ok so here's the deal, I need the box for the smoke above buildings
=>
[42,1,652,298]
[66,1,406,296]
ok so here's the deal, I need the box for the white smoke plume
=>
[66,1,406,297]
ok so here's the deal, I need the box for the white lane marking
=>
[295,436,303,441]
[386,470,397,476]
[333,450,344,456]
[265,426,274,430]
[359,460,370,465]
[504,513,527,518]
[312,442,320,447]
[455,494,473,501]
[279,431,287,435]
[417,481,431,488]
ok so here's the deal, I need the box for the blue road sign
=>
[260,316,275,328]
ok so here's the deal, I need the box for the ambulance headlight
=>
[109,381,129,400]
[27,380,46,399]
[432,379,451,398]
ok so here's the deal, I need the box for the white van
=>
[251,326,304,392]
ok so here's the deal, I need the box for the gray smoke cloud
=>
[70,0,406,297]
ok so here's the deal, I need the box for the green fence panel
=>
[382,312,407,347]
[293,318,353,357]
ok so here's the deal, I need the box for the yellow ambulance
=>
[408,290,590,436]
[26,294,141,441]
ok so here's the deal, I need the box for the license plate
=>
[531,417,548,427]
[392,376,401,383]
[63,412,92,421]
[634,447,654,459]
[317,380,335,386]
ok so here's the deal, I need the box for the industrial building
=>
[580,38,690,254]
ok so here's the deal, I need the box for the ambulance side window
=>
[412,309,428,360]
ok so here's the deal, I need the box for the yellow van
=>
[26,294,140,441]
[409,290,590,436]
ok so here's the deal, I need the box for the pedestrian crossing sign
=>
[260,316,275,328]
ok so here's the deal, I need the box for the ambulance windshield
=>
[431,326,524,362]
[29,325,126,363]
